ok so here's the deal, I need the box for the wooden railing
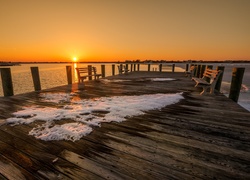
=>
[0,63,246,103]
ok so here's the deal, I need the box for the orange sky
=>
[0,0,250,62]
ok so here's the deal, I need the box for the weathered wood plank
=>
[85,132,210,179]
[0,173,8,180]
[0,154,35,180]
[0,71,249,179]
[86,123,250,179]
[0,127,102,179]
[55,133,184,179]
[60,150,133,180]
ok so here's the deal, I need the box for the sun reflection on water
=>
[73,62,78,83]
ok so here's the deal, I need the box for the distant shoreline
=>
[0,62,20,66]
[1,60,250,65]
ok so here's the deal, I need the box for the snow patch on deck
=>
[150,78,176,81]
[6,93,184,141]
[40,92,76,103]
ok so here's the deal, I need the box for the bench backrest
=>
[189,65,196,76]
[202,68,222,86]
[202,69,219,79]
[190,65,195,71]
[92,67,98,74]
[76,67,98,77]
[185,65,196,77]
[117,65,129,74]
[117,65,122,73]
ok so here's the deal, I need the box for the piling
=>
[229,68,245,102]
[125,64,128,73]
[148,64,151,71]
[112,64,115,75]
[66,66,72,84]
[0,68,14,96]
[133,64,136,71]
[137,64,140,71]
[88,65,92,80]
[30,67,41,91]
[193,65,197,77]
[185,64,189,72]
[206,65,213,70]
[200,65,206,78]
[159,64,162,72]
[215,66,225,92]
[101,65,105,77]
[172,64,175,73]
[195,65,201,77]
[130,64,133,72]
[119,65,123,74]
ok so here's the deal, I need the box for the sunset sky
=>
[0,0,250,62]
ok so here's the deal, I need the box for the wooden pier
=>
[0,71,250,179]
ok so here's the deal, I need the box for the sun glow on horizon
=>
[72,57,78,62]
[0,1,250,62]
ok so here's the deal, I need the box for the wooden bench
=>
[75,67,101,83]
[117,65,129,74]
[185,65,196,77]
[192,68,222,95]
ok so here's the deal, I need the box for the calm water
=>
[0,62,250,111]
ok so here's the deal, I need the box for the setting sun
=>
[72,57,78,62]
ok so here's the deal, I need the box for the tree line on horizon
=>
[1,60,250,65]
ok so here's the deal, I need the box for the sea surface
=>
[0,62,250,111]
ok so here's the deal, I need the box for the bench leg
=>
[185,72,191,77]
[194,82,199,87]
[78,78,85,83]
[92,75,100,81]
[200,86,210,95]
[210,86,216,94]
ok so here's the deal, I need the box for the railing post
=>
[215,66,225,92]
[87,65,92,80]
[229,68,245,102]
[191,64,196,77]
[112,64,115,75]
[30,67,41,91]
[148,64,151,71]
[0,68,14,96]
[196,64,201,77]
[206,65,213,70]
[101,65,105,77]
[125,64,129,72]
[200,65,206,78]
[119,64,123,74]
[185,64,189,72]
[159,64,162,72]
[66,66,72,84]
[172,64,175,73]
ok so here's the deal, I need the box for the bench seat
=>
[192,78,210,86]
